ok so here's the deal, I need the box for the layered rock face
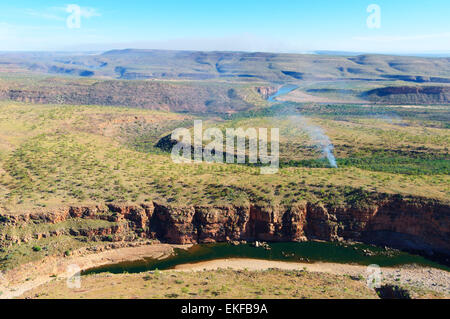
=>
[0,82,271,114]
[150,200,449,255]
[1,197,449,255]
[364,86,450,104]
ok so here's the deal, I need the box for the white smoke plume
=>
[268,85,338,168]
[289,115,338,168]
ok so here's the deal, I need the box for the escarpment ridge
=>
[364,86,450,104]
[1,196,449,257]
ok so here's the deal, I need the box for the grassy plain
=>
[0,101,448,214]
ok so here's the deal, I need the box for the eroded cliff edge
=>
[1,195,449,257]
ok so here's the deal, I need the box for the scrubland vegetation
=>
[0,100,448,213]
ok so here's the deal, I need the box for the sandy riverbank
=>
[174,258,450,295]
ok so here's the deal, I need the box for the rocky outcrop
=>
[255,86,278,99]
[1,196,449,256]
[363,86,450,104]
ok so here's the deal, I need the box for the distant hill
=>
[0,49,449,109]
[1,49,450,83]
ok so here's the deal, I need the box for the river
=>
[82,241,449,275]
[267,84,298,102]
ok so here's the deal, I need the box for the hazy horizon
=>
[1,0,449,53]
[0,48,449,58]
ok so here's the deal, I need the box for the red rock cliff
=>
[1,197,449,255]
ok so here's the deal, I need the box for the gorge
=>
[1,194,449,267]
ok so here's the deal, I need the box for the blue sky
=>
[0,0,449,53]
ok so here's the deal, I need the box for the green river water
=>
[82,242,450,275]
